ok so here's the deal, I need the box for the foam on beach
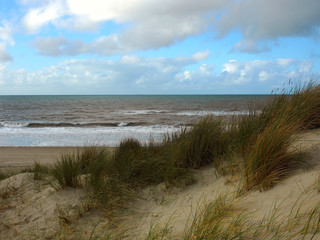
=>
[0,125,180,146]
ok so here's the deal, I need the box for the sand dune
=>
[1,129,320,239]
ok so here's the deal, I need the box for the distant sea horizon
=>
[0,94,269,146]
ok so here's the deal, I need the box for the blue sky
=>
[0,0,319,95]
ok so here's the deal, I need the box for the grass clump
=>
[113,138,191,187]
[50,153,82,189]
[0,171,11,181]
[167,116,227,170]
[183,194,250,239]
[266,81,320,130]
[33,162,49,180]
[228,109,266,155]
[243,119,304,191]
[112,138,142,183]
[86,148,135,210]
[78,146,110,172]
[182,191,320,240]
[50,147,109,189]
[228,81,320,190]
[230,81,320,153]
[301,200,320,238]
[145,219,173,240]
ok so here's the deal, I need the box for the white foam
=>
[0,125,180,147]
[117,122,127,127]
[118,109,249,117]
[121,110,170,115]
[0,121,29,128]
[173,110,249,116]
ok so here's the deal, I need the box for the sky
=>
[0,0,319,95]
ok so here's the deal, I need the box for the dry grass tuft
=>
[50,153,82,189]
[243,119,304,191]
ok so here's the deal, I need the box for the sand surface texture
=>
[0,147,80,171]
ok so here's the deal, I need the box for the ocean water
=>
[0,95,268,146]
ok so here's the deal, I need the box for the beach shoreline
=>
[1,128,320,172]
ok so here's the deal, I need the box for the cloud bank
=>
[0,53,312,94]
[218,0,320,53]
[21,0,320,55]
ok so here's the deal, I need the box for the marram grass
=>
[50,153,82,189]
[183,194,249,240]
[243,119,303,191]
[230,80,320,190]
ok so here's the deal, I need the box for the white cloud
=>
[31,36,89,56]
[22,0,320,54]
[57,16,99,32]
[0,53,201,94]
[118,15,209,51]
[31,36,208,58]
[0,21,14,46]
[192,50,210,61]
[232,39,270,53]
[66,0,140,22]
[217,0,320,53]
[32,36,67,56]
[120,55,141,64]
[221,59,313,85]
[177,71,192,83]
[222,60,238,74]
[199,64,214,75]
[277,58,295,68]
[65,0,227,24]
[91,35,123,55]
[22,0,67,33]
[23,0,226,53]
[258,71,270,82]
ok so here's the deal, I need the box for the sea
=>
[0,95,269,146]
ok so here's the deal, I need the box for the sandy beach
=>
[0,146,117,172]
[0,147,80,171]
